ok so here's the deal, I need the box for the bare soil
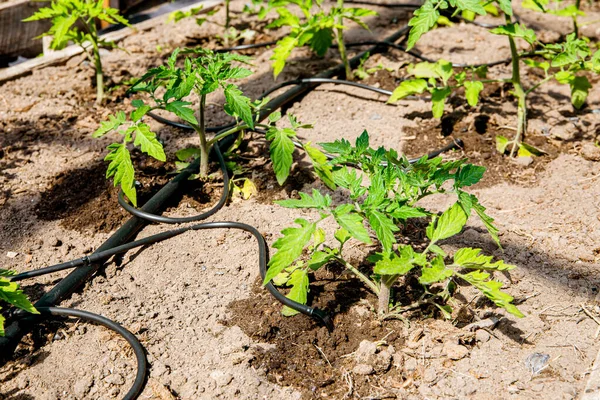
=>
[1,0,600,399]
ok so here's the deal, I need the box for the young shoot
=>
[267,0,376,79]
[24,0,130,104]
[265,131,522,320]
[93,48,334,207]
[396,0,600,157]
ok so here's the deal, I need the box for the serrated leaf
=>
[272,36,298,78]
[105,143,137,206]
[224,84,254,128]
[93,111,126,138]
[472,199,500,247]
[428,202,467,243]
[490,23,536,45]
[307,251,333,271]
[176,147,201,161]
[497,0,513,15]
[304,142,336,190]
[456,164,486,187]
[133,124,166,161]
[388,204,428,220]
[275,189,331,209]
[333,204,371,244]
[0,277,39,315]
[265,219,316,284]
[406,2,440,51]
[334,228,352,246]
[266,127,295,185]
[452,0,486,15]
[165,101,198,125]
[310,27,333,57]
[454,247,515,270]
[367,210,399,254]
[460,270,523,317]
[419,256,453,285]
[373,246,418,275]
[464,80,483,107]
[282,269,310,316]
[389,79,428,102]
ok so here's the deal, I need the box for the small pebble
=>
[6,251,18,258]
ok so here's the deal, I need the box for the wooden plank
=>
[0,0,222,83]
[0,0,50,59]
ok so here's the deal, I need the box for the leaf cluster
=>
[265,131,521,319]
[24,0,129,50]
[266,0,376,76]
[93,48,255,205]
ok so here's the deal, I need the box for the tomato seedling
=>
[0,270,38,336]
[24,0,130,104]
[94,48,333,206]
[393,0,600,157]
[267,0,376,79]
[265,131,522,320]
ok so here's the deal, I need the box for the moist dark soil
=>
[226,273,409,399]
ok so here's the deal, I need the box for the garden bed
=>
[1,0,600,399]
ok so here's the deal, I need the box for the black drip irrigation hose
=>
[32,307,147,400]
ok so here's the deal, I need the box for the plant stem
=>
[336,0,352,80]
[574,0,581,36]
[88,22,103,104]
[336,257,379,295]
[505,15,527,158]
[198,94,209,177]
[224,0,231,47]
[378,275,397,315]
[207,124,249,147]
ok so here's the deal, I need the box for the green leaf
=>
[0,312,4,336]
[165,101,198,125]
[272,36,298,77]
[459,270,523,317]
[523,59,550,74]
[334,228,352,246]
[389,79,428,102]
[464,81,483,107]
[372,245,420,275]
[282,269,310,316]
[307,251,334,271]
[431,87,451,118]
[333,204,372,244]
[472,198,500,247]
[266,127,295,185]
[496,0,513,15]
[93,111,126,138]
[367,210,399,254]
[453,247,515,270]
[419,256,453,285]
[176,147,201,161]
[0,277,39,315]
[569,76,591,109]
[310,27,333,57]
[224,84,254,128]
[275,189,331,209]
[452,0,486,15]
[406,2,440,51]
[304,142,336,190]
[265,219,316,284]
[388,204,428,220]
[428,202,468,243]
[132,124,166,161]
[456,164,486,187]
[495,135,510,154]
[105,143,137,206]
[130,103,151,122]
[50,14,78,49]
[490,23,537,45]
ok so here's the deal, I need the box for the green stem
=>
[88,22,103,104]
[336,256,379,295]
[506,15,527,158]
[206,124,249,147]
[224,0,231,47]
[198,94,209,177]
[574,0,581,36]
[525,74,555,96]
[336,0,352,80]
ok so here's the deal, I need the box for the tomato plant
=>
[0,270,38,336]
[24,0,130,104]
[93,48,334,206]
[392,0,600,157]
[267,0,376,79]
[264,131,522,319]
